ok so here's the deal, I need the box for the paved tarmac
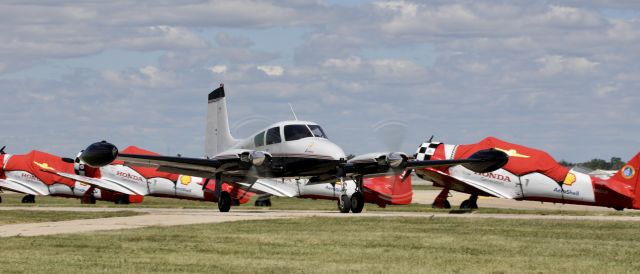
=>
[1,205,640,238]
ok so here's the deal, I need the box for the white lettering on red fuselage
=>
[116,171,145,182]
[475,172,512,182]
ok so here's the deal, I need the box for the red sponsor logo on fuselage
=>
[475,172,512,182]
[21,173,38,181]
[116,171,145,182]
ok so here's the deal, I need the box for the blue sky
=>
[1,0,639,162]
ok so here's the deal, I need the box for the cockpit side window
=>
[254,131,265,147]
[308,125,327,139]
[266,127,281,145]
[284,125,313,141]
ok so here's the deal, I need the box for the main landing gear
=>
[255,196,272,207]
[208,173,232,213]
[81,187,96,204]
[337,176,365,214]
[460,194,479,210]
[431,189,479,210]
[218,191,231,212]
[21,194,35,204]
[432,188,452,209]
[114,195,130,205]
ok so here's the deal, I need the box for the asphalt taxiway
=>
[1,205,639,238]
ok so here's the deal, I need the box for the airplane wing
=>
[417,168,513,199]
[344,149,509,179]
[46,171,143,196]
[0,179,49,196]
[116,153,223,178]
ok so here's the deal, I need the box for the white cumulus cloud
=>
[257,65,284,76]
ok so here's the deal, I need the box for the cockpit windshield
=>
[284,125,313,141]
[308,125,327,139]
[284,124,328,141]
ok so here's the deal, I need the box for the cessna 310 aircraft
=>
[415,136,640,211]
[79,84,509,213]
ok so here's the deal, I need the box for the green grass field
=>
[0,217,639,273]
[0,210,142,225]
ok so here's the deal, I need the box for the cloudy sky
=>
[1,0,639,162]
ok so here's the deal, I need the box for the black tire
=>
[444,200,451,209]
[0,195,2,203]
[350,192,365,213]
[114,195,130,205]
[22,195,35,204]
[460,199,478,209]
[264,199,272,207]
[614,207,625,211]
[218,191,231,212]
[338,194,351,213]
[431,200,451,209]
[81,195,96,204]
[254,200,264,207]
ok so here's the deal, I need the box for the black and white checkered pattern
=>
[415,142,442,160]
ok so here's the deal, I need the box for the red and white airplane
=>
[48,146,252,205]
[79,84,509,213]
[0,149,132,204]
[415,136,640,211]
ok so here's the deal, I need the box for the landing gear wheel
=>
[432,200,451,209]
[350,192,364,213]
[338,194,351,213]
[218,191,231,212]
[0,195,2,203]
[460,199,478,209]
[255,198,272,207]
[21,195,35,204]
[81,195,96,204]
[114,195,130,205]
[614,207,624,211]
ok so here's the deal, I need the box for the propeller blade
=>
[373,120,408,152]
[400,169,413,183]
[202,178,211,190]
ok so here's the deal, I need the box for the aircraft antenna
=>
[288,103,299,121]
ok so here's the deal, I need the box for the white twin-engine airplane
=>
[79,84,509,213]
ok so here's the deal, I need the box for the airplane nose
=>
[318,139,346,161]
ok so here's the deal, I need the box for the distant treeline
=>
[559,157,625,170]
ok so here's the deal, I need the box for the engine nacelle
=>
[80,141,119,168]
[461,149,509,173]
[239,150,271,167]
[346,152,408,175]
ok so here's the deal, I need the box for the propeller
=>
[402,135,436,183]
[372,119,409,152]
[0,146,5,155]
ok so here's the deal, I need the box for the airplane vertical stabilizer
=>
[608,153,640,208]
[205,84,238,157]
